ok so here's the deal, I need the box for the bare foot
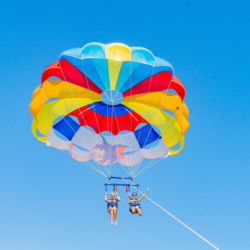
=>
[111,221,113,224]
[115,221,118,226]
[139,213,142,216]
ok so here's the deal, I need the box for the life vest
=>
[130,198,140,206]
[108,198,118,207]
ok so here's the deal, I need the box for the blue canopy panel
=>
[80,42,106,59]
[59,55,107,91]
[115,61,140,91]
[118,64,173,93]
[53,116,80,141]
[87,102,132,117]
[134,124,161,148]
[59,44,173,94]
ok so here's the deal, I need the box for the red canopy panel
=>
[41,60,103,94]
[69,105,148,135]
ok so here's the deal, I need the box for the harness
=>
[130,197,140,207]
[107,198,118,208]
[104,177,140,212]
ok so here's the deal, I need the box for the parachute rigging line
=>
[133,134,181,177]
[38,89,108,177]
[112,105,133,176]
[58,55,108,175]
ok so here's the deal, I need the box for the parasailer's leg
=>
[109,208,114,224]
[130,207,136,214]
[136,207,141,216]
[113,208,118,225]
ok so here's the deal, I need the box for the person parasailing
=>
[128,188,149,216]
[105,191,120,225]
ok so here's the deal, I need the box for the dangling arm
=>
[139,188,149,202]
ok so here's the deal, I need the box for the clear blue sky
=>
[0,0,249,249]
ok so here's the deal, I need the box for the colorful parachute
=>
[29,42,189,177]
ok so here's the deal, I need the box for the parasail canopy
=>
[29,42,189,177]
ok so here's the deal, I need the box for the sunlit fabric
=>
[29,42,189,170]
